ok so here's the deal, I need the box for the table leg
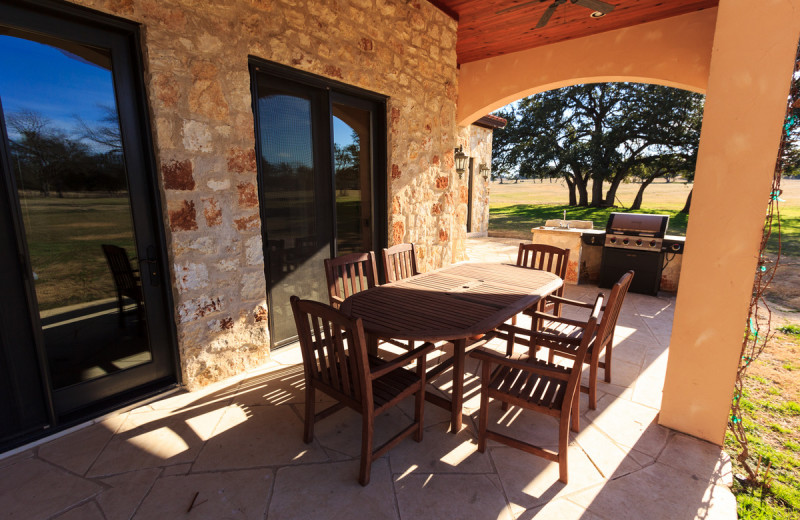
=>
[450,338,466,433]
[366,333,379,357]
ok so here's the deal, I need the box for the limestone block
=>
[241,271,267,301]
[178,296,225,323]
[174,262,209,293]
[182,120,213,152]
[245,235,264,265]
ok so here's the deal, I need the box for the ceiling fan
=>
[497,0,616,28]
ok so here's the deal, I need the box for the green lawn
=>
[18,194,137,310]
[488,179,800,256]
[490,203,689,236]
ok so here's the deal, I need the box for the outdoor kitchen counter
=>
[531,224,604,284]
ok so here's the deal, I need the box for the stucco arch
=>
[457,8,717,126]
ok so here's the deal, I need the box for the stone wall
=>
[67,0,460,389]
[462,125,493,235]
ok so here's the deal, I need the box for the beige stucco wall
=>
[660,0,800,444]
[65,0,461,389]
[457,8,717,126]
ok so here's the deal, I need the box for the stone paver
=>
[0,238,735,520]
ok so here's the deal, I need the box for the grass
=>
[17,193,137,310]
[723,330,800,519]
[490,203,689,236]
[488,178,800,256]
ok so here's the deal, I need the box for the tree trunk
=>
[565,176,577,206]
[680,188,693,214]
[577,182,589,206]
[630,177,655,210]
[590,173,604,206]
[604,174,626,207]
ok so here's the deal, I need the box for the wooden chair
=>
[290,296,434,485]
[540,270,634,409]
[101,244,144,327]
[508,244,570,350]
[471,295,603,484]
[324,252,379,309]
[382,243,420,282]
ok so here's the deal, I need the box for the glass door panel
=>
[332,103,372,255]
[255,78,332,346]
[0,31,152,389]
[252,63,386,348]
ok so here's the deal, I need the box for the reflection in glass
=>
[257,92,327,345]
[0,30,151,388]
[333,104,372,255]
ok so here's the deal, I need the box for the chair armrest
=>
[470,348,569,381]
[370,341,436,380]
[329,295,345,310]
[530,311,590,329]
[546,294,606,312]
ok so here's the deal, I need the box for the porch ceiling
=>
[429,0,719,64]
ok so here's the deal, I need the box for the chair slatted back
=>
[595,271,634,348]
[382,243,420,283]
[290,297,370,406]
[516,243,570,281]
[565,294,604,398]
[324,252,379,308]
[102,244,139,294]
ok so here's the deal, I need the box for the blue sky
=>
[0,35,118,139]
[258,95,357,169]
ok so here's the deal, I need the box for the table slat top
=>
[341,263,562,341]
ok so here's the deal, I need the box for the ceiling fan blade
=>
[496,0,539,15]
[535,2,559,28]
[570,0,615,14]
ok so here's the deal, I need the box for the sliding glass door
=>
[0,2,175,446]
[251,62,387,347]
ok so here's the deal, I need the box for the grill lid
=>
[606,213,669,237]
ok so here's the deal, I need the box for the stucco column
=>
[660,0,800,444]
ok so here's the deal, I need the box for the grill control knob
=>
[622,238,629,245]
[635,239,643,246]
[609,237,616,244]
[650,240,657,248]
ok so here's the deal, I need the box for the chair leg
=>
[604,340,612,383]
[477,363,490,453]
[116,293,125,328]
[414,385,425,443]
[558,413,570,484]
[359,413,374,486]
[303,385,315,444]
[570,388,580,433]
[589,357,598,410]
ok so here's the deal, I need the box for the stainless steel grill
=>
[603,213,669,251]
[600,213,670,295]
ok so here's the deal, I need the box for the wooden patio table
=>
[340,262,563,432]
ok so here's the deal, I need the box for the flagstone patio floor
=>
[0,238,736,519]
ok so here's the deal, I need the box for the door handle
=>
[140,245,161,286]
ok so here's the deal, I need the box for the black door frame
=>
[0,0,179,447]
[249,58,388,348]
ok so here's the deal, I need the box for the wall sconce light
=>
[454,145,468,179]
[479,163,491,181]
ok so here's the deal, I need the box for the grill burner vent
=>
[604,213,669,251]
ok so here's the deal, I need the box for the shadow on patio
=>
[0,238,736,519]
